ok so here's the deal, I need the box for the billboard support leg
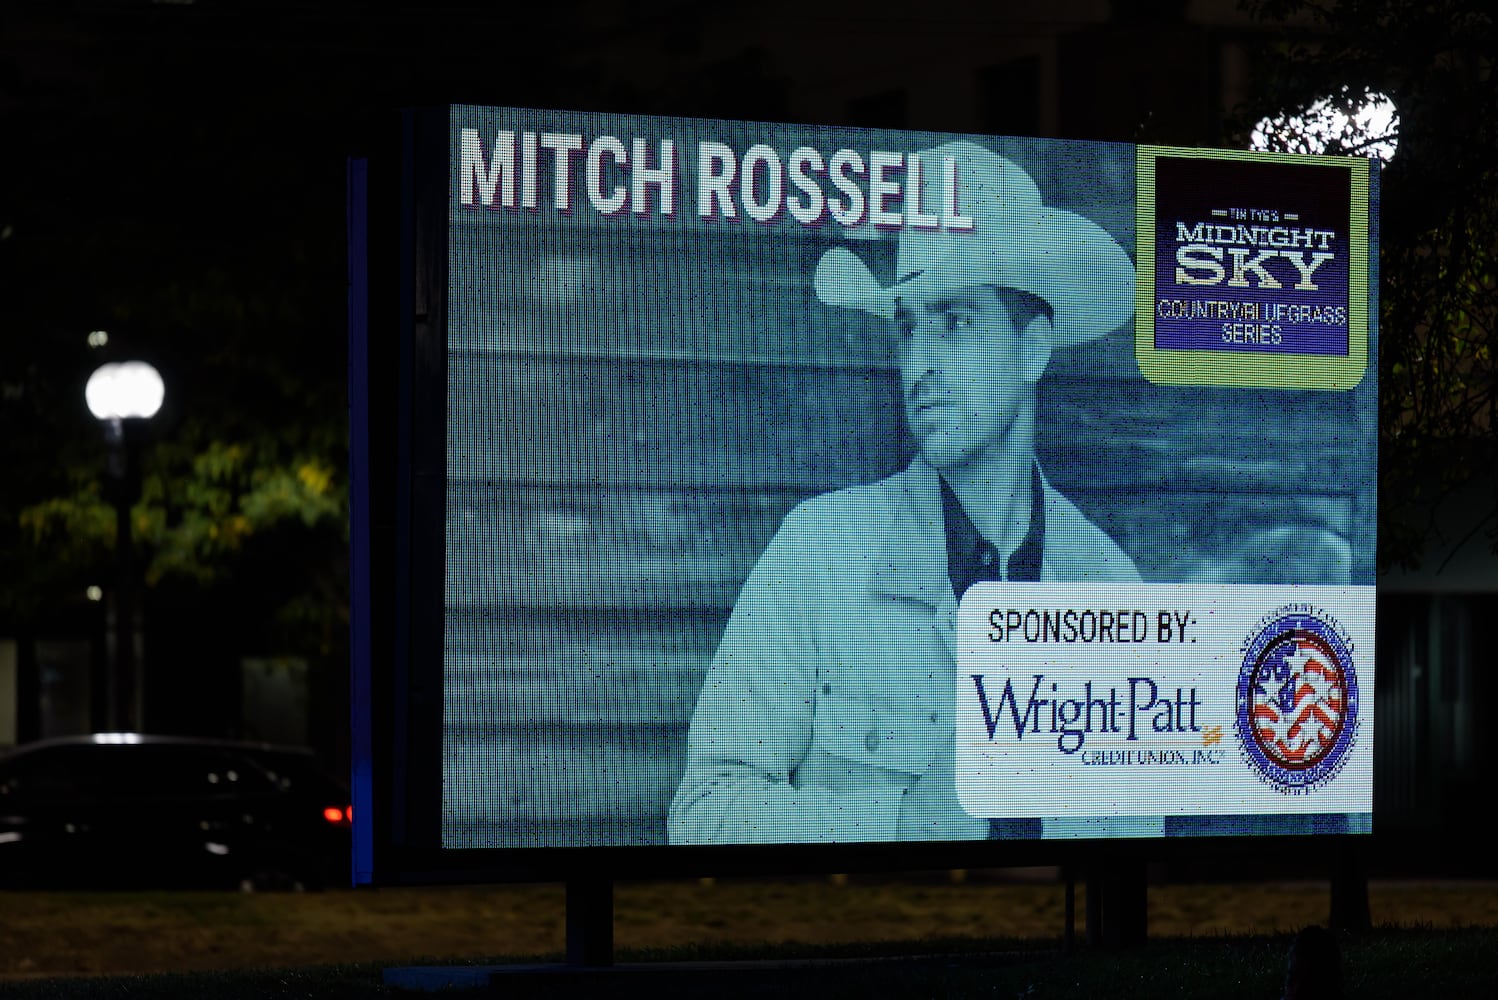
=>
[1063,866,1076,953]
[1085,860,1147,948]
[1329,843,1371,932]
[566,877,614,967]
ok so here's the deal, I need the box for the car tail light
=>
[323,806,352,825]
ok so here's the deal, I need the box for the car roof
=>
[0,733,318,763]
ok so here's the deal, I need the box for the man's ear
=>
[1019,312,1053,385]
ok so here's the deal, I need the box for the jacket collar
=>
[866,458,960,606]
[868,457,1052,607]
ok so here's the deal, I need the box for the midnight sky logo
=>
[1153,156,1352,357]
[1235,609,1358,794]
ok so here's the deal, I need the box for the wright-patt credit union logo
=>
[1236,608,1358,794]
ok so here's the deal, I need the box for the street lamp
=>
[86,362,164,423]
[86,360,164,733]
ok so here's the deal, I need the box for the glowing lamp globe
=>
[86,362,165,421]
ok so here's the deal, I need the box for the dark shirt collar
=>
[940,465,1046,600]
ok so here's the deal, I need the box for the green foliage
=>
[18,437,345,588]
[1240,0,1498,570]
[18,489,114,559]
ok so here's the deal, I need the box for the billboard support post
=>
[1063,868,1077,953]
[1329,843,1371,931]
[565,878,614,968]
[1086,860,1148,949]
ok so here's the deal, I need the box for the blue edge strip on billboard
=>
[346,155,374,886]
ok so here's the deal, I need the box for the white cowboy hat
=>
[813,141,1135,346]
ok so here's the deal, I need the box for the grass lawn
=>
[1,876,1496,996]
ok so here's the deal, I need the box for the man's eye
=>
[944,310,975,332]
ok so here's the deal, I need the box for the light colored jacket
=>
[668,459,1141,845]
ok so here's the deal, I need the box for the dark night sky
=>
[1,3,617,494]
[0,1,790,412]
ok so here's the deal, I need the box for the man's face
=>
[895,284,1048,474]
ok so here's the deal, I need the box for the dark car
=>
[232,742,353,888]
[0,735,350,890]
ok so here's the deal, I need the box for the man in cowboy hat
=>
[669,142,1143,844]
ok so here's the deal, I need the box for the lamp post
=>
[85,361,164,733]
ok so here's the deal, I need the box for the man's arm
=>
[667,507,907,844]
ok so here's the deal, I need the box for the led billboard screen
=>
[434,105,1377,853]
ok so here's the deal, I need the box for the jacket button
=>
[864,731,882,753]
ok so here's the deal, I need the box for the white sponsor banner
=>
[956,583,1375,819]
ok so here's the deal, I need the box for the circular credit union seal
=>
[1235,609,1358,793]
